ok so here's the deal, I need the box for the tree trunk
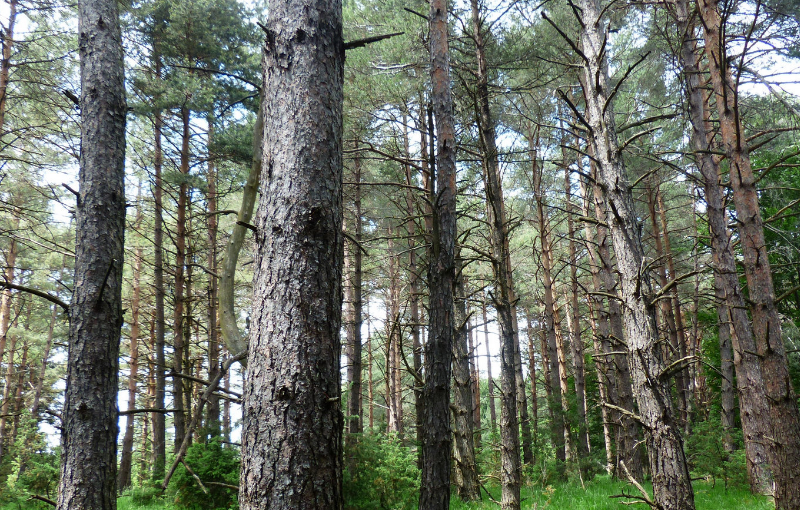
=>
[482,296,497,433]
[152,66,167,478]
[346,145,363,436]
[525,312,539,459]
[206,118,221,437]
[118,246,143,492]
[675,0,772,492]
[56,0,126,505]
[31,304,58,418]
[468,317,481,447]
[564,165,590,458]
[238,0,344,505]
[452,261,480,501]
[220,92,263,358]
[698,2,800,507]
[419,0,457,504]
[173,105,190,451]
[575,0,695,506]
[0,0,17,136]
[0,213,19,374]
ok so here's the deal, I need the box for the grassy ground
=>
[7,478,773,510]
[450,477,772,510]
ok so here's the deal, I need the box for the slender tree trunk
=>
[11,340,27,444]
[0,318,19,462]
[118,246,143,492]
[220,92,263,357]
[206,118,221,437]
[718,302,735,452]
[386,228,403,436]
[468,318,481,447]
[56,0,126,505]
[646,182,688,428]
[173,105,190,451]
[575,0,695,506]
[419,0,458,504]
[0,215,19,372]
[483,297,497,433]
[533,160,566,466]
[0,0,17,136]
[525,312,539,459]
[675,0,772,492]
[367,314,374,431]
[152,66,167,479]
[452,260,480,501]
[698,2,800,506]
[564,166,590,458]
[31,304,57,418]
[238,0,344,505]
[552,294,574,463]
[346,146,363,436]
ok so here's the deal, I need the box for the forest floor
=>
[103,477,772,510]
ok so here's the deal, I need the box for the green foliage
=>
[685,414,748,489]
[168,439,239,510]
[343,433,420,510]
[0,417,60,508]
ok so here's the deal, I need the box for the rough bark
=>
[525,313,539,456]
[56,0,126,505]
[468,318,481,447]
[238,0,344,506]
[118,246,143,492]
[419,0,457,504]
[674,0,772,492]
[575,0,695,506]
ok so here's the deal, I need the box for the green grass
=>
[450,476,773,510]
[5,478,774,509]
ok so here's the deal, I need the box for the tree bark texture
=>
[419,0,457,505]
[698,1,800,506]
[238,0,344,506]
[346,147,363,435]
[575,0,695,507]
[56,0,126,506]
[206,118,221,436]
[0,0,16,136]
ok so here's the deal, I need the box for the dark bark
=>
[482,297,497,433]
[525,312,539,458]
[0,0,16,136]
[419,0,457,504]
[574,0,695,506]
[238,0,344,506]
[56,0,126,505]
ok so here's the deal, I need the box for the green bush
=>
[686,414,748,489]
[343,433,419,510]
[169,438,239,509]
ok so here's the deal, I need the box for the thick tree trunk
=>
[118,246,143,492]
[56,0,126,505]
[698,2,800,506]
[238,0,344,506]
[419,0,457,505]
[452,262,480,501]
[575,0,694,507]
[675,0,772,492]
[718,303,736,453]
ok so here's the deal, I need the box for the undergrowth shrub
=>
[169,438,239,509]
[343,433,419,510]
